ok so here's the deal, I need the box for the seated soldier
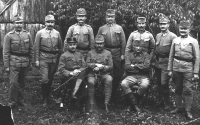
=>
[86,35,113,113]
[58,37,87,112]
[121,45,150,112]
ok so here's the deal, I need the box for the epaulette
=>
[85,24,92,28]
[9,30,15,34]
[145,30,150,33]
[133,30,138,33]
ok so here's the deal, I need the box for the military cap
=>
[13,15,23,22]
[45,14,55,22]
[159,16,169,23]
[76,8,87,15]
[179,20,191,28]
[95,35,104,43]
[67,37,77,43]
[106,9,115,15]
[137,17,146,23]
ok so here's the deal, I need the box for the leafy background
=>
[48,0,200,39]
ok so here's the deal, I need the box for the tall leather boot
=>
[126,93,141,112]
[185,96,194,120]
[171,95,183,114]
[42,84,48,107]
[163,91,170,110]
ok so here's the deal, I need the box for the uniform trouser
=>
[88,74,113,105]
[121,75,150,96]
[112,56,124,97]
[39,61,56,99]
[9,66,27,104]
[155,67,170,103]
[173,71,194,111]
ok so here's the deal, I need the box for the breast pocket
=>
[73,31,80,40]
[115,31,121,43]
[101,31,107,38]
[23,39,29,50]
[174,43,181,53]
[11,41,20,51]
[162,42,172,53]
[65,58,74,69]
[83,31,89,42]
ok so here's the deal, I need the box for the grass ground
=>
[1,66,200,125]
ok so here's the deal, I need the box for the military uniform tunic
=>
[3,29,34,104]
[64,23,94,58]
[125,30,155,60]
[121,51,150,96]
[168,36,199,111]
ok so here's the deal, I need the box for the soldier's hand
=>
[168,71,173,77]
[193,74,199,81]
[131,64,135,67]
[5,68,9,72]
[95,64,104,69]
[121,55,125,60]
[35,61,39,67]
[93,67,100,72]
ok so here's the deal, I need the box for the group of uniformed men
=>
[3,8,199,120]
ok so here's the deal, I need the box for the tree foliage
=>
[48,0,200,36]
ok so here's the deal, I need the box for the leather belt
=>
[10,51,29,57]
[174,56,194,62]
[40,49,59,54]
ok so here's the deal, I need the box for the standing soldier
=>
[121,45,150,112]
[168,20,199,120]
[86,35,113,113]
[125,16,155,61]
[3,15,34,108]
[64,8,94,59]
[34,14,63,107]
[97,9,126,101]
[154,16,177,110]
[58,37,87,112]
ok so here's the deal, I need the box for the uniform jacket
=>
[125,30,155,60]
[34,28,62,63]
[168,36,199,74]
[125,51,150,76]
[154,30,177,69]
[58,50,87,77]
[64,23,94,51]
[97,23,126,58]
[86,49,113,76]
[3,29,34,68]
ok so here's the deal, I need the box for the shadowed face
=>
[68,43,77,52]
[14,22,23,32]
[137,22,146,31]
[95,42,104,52]
[179,26,190,37]
[159,23,169,32]
[106,14,115,24]
[77,15,86,25]
[45,21,55,30]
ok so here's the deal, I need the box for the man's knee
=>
[88,77,95,86]
[105,75,113,83]
[140,78,150,89]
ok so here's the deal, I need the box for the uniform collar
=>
[45,27,53,34]
[134,53,142,57]
[14,29,24,34]
[107,23,115,27]
[161,30,169,36]
[180,35,188,38]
